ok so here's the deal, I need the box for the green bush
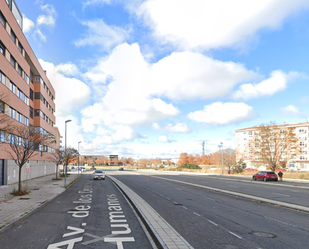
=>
[178,163,201,169]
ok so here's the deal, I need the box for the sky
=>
[15,0,309,159]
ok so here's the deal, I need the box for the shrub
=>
[178,163,201,169]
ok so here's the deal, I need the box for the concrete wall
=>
[6,160,56,184]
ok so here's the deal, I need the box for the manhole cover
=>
[251,231,276,238]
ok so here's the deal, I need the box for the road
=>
[1,170,309,249]
[0,174,154,249]
[109,170,309,249]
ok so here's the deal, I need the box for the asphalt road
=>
[0,174,154,249]
[109,170,309,249]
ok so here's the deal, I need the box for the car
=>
[252,171,278,181]
[78,167,86,172]
[93,170,105,180]
[119,167,124,171]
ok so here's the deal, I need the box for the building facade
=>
[0,0,58,185]
[235,122,309,171]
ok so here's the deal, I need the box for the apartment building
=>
[235,122,309,171]
[0,0,58,185]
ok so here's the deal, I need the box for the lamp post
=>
[218,142,223,175]
[64,119,71,187]
[78,141,81,176]
[175,150,177,171]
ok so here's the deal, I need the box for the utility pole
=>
[202,141,205,155]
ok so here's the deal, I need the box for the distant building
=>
[0,0,58,185]
[235,122,309,171]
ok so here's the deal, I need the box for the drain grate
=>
[19,197,30,200]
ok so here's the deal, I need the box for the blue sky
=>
[15,0,309,159]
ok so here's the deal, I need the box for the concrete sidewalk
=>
[0,173,80,232]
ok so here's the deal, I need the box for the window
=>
[30,71,34,83]
[10,82,16,94]
[0,11,5,27]
[16,136,22,146]
[24,73,30,85]
[0,41,5,56]
[24,117,29,126]
[9,107,16,119]
[10,55,16,68]
[35,75,43,84]
[0,130,5,142]
[35,92,41,99]
[17,41,23,53]
[29,106,33,118]
[0,70,6,85]
[10,30,16,44]
[9,134,15,144]
[24,96,29,105]
[0,100,4,112]
[34,109,40,116]
[17,65,22,76]
[17,112,22,122]
[30,88,33,100]
[18,88,23,100]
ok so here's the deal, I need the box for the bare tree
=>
[48,148,64,179]
[4,125,54,192]
[254,124,298,171]
[222,148,236,174]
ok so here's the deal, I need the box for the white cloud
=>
[74,19,130,51]
[233,70,299,99]
[158,135,172,143]
[136,0,309,50]
[39,60,91,116]
[82,0,112,9]
[151,51,258,100]
[188,102,255,125]
[56,63,80,77]
[37,4,57,27]
[22,15,34,33]
[281,105,305,117]
[34,29,46,42]
[164,123,190,133]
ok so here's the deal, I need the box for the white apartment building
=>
[235,122,309,171]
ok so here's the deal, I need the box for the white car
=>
[93,170,105,180]
[78,167,86,172]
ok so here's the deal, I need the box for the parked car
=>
[78,167,86,172]
[119,167,124,171]
[252,171,278,181]
[93,170,105,180]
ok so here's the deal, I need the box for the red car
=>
[252,171,278,181]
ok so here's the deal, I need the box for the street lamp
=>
[218,142,223,175]
[64,119,71,187]
[78,141,81,176]
[175,150,177,172]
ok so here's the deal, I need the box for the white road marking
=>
[228,231,242,239]
[193,212,201,217]
[273,192,290,197]
[204,196,215,201]
[207,220,218,226]
[182,206,188,209]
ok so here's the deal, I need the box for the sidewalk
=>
[0,173,80,233]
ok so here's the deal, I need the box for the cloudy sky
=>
[16,0,309,159]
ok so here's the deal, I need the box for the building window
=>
[16,136,22,146]
[0,41,5,56]
[24,95,29,106]
[0,11,5,27]
[0,70,6,85]
[18,88,23,101]
[24,117,29,126]
[29,106,33,118]
[34,92,41,99]
[35,75,43,84]
[9,107,16,119]
[0,100,4,112]
[30,88,33,100]
[0,130,5,142]
[10,30,16,44]
[17,41,23,53]
[10,82,16,94]
[10,55,16,68]
[9,134,15,144]
[34,109,40,116]
[24,73,30,85]
[17,65,22,76]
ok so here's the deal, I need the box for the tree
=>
[48,148,64,180]
[95,157,105,166]
[222,148,236,174]
[254,124,298,171]
[3,125,54,192]
[178,153,188,166]
[232,160,246,173]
